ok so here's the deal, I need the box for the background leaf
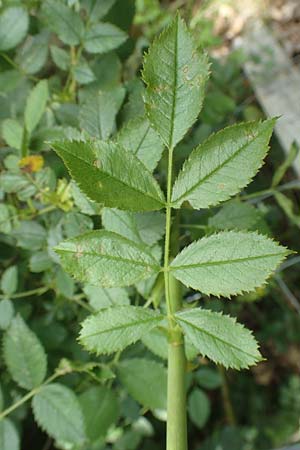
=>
[25,80,49,134]
[188,388,211,429]
[79,87,125,140]
[1,119,23,150]
[118,358,167,410]
[0,419,20,450]
[80,386,119,441]
[142,14,209,148]
[83,22,127,54]
[0,300,14,331]
[102,208,165,245]
[84,285,130,310]
[117,116,164,171]
[55,230,160,287]
[0,7,29,51]
[172,119,275,209]
[79,305,164,354]
[32,383,86,446]
[1,265,18,296]
[41,0,84,45]
[175,308,262,369]
[170,231,289,297]
[208,201,266,232]
[3,315,47,390]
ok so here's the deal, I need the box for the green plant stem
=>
[164,147,187,450]
[0,372,62,421]
[218,365,236,426]
[167,275,187,450]
[0,286,49,300]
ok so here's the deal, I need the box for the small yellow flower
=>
[19,155,44,173]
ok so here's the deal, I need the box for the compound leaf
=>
[52,140,165,211]
[32,383,86,446]
[117,358,167,410]
[55,230,160,287]
[175,308,262,369]
[117,116,164,172]
[170,231,289,297]
[142,14,209,149]
[79,305,164,354]
[3,315,47,390]
[172,119,275,209]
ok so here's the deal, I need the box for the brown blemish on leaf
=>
[93,159,101,168]
[75,245,83,259]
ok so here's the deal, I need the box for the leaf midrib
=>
[171,251,286,271]
[172,125,268,204]
[177,315,259,361]
[57,247,159,269]
[82,315,163,340]
[168,15,179,150]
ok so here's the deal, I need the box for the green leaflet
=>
[170,231,289,297]
[102,208,165,246]
[32,383,86,446]
[171,119,275,209]
[50,45,70,71]
[0,300,14,330]
[3,315,47,390]
[142,14,209,149]
[79,305,164,354]
[25,80,49,134]
[16,31,49,75]
[83,0,116,22]
[55,230,160,287]
[80,386,119,441]
[74,59,96,85]
[0,419,20,450]
[52,140,165,211]
[208,201,265,232]
[41,0,84,46]
[175,308,262,369]
[83,22,127,54]
[0,6,29,51]
[1,265,18,296]
[188,389,210,429]
[79,87,125,140]
[117,358,167,410]
[84,285,130,310]
[117,116,164,172]
[141,326,198,361]
[1,119,23,150]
